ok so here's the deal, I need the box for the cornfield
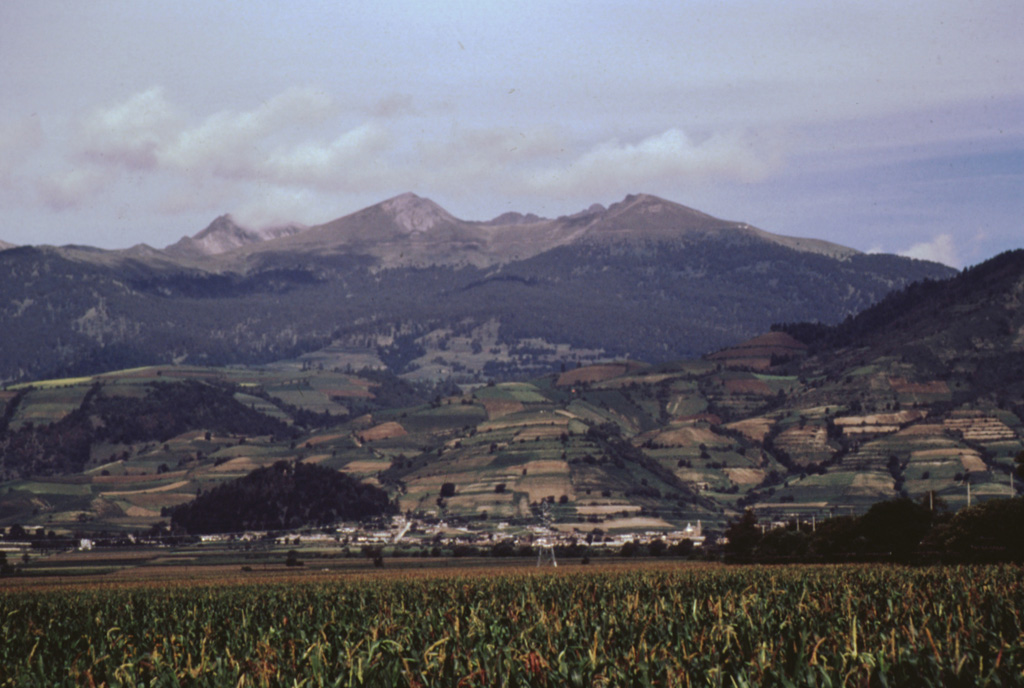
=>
[2,564,1022,686]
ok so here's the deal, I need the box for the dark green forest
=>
[170,461,394,534]
[723,495,1024,564]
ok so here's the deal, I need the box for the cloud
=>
[262,122,393,190]
[232,188,323,229]
[37,167,113,211]
[80,87,179,169]
[525,128,779,197]
[900,233,959,268]
[0,116,44,189]
[409,125,565,197]
[157,86,336,177]
[41,86,788,227]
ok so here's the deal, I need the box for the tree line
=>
[723,495,1024,564]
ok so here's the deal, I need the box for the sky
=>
[1,1,1021,267]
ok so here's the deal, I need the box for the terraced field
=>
[2,330,1022,534]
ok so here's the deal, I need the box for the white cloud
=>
[80,87,179,169]
[524,128,779,197]
[900,233,959,268]
[157,86,336,177]
[36,167,113,211]
[232,188,323,230]
[263,122,393,189]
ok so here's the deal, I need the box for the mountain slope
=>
[0,253,1019,533]
[0,193,954,383]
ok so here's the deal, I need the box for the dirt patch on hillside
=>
[358,421,407,442]
[340,460,391,474]
[123,505,161,518]
[724,468,765,485]
[888,378,950,396]
[100,480,190,497]
[723,379,772,395]
[556,364,629,387]
[726,417,773,442]
[121,492,194,508]
[481,398,524,420]
[652,425,720,447]
[707,332,807,368]
[305,433,343,446]
[211,457,261,473]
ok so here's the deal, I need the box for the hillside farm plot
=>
[8,385,93,429]
[772,423,838,466]
[395,404,488,434]
[233,392,291,422]
[764,470,876,510]
[473,382,549,404]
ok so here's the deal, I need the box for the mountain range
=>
[0,193,954,384]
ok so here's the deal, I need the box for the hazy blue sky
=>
[2,1,1021,266]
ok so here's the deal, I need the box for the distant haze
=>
[1,1,1021,267]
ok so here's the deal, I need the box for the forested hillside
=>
[170,461,394,534]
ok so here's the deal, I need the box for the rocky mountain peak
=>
[164,214,306,258]
[195,214,246,239]
[380,192,456,234]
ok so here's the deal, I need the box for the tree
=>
[440,482,456,498]
[922,497,1024,563]
[724,509,761,562]
[1015,450,1024,480]
[858,498,932,559]
[648,538,668,557]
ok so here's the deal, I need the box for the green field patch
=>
[10,386,93,427]
[234,392,292,421]
[499,384,548,403]
[6,480,93,496]
[268,388,343,413]
[11,376,95,390]
[472,385,518,401]
[565,399,619,426]
[753,373,798,382]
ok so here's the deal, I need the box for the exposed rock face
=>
[164,215,305,257]
[224,192,863,269]
[380,192,457,234]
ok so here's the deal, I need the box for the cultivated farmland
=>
[1,564,1021,686]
